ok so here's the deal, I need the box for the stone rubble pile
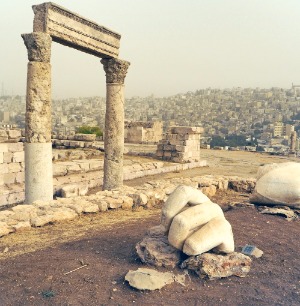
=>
[156,126,202,163]
[0,175,256,238]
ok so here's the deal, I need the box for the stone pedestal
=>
[22,32,53,203]
[101,58,130,190]
[25,143,53,203]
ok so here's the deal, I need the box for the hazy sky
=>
[1,0,300,98]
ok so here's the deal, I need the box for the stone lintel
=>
[32,2,120,58]
[101,58,130,84]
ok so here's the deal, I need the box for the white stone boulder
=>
[250,162,300,209]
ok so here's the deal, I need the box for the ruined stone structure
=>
[22,2,130,203]
[156,126,202,163]
[125,121,163,144]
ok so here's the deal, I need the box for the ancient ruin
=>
[125,121,163,143]
[156,126,202,163]
[22,2,130,203]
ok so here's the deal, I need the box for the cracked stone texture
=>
[181,252,252,280]
[22,32,52,62]
[25,62,51,143]
[136,225,182,268]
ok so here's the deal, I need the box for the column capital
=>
[101,58,130,84]
[21,32,52,62]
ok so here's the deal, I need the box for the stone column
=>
[101,58,130,190]
[22,32,53,203]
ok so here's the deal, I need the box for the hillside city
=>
[1,86,300,154]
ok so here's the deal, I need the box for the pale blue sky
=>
[1,0,300,98]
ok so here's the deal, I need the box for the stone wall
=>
[0,142,25,206]
[156,126,202,163]
[0,174,256,238]
[125,121,163,144]
[0,129,22,143]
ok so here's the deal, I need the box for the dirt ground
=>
[0,150,300,306]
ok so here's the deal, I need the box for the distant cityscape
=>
[1,85,300,154]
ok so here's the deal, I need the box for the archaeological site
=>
[0,2,299,306]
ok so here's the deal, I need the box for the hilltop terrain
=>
[0,149,299,306]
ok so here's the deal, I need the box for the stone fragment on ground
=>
[257,206,298,221]
[0,222,14,237]
[181,252,252,280]
[136,226,182,268]
[125,268,184,290]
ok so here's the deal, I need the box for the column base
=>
[25,142,53,204]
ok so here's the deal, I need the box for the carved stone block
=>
[32,2,120,58]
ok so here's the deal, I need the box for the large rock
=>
[125,268,175,290]
[250,162,300,209]
[181,252,251,280]
[136,226,182,268]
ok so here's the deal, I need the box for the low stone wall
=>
[0,159,208,207]
[52,139,104,151]
[0,129,22,143]
[0,175,256,238]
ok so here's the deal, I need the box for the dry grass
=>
[0,208,160,261]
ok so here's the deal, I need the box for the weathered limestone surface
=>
[125,121,163,143]
[25,61,52,143]
[25,143,53,203]
[136,225,182,268]
[181,253,252,280]
[125,268,175,291]
[22,32,52,62]
[101,58,130,190]
[157,126,202,163]
[0,129,22,143]
[22,32,53,204]
[32,2,120,58]
[0,175,256,238]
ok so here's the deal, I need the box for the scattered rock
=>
[105,197,123,209]
[136,234,182,268]
[181,252,252,280]
[146,225,166,237]
[0,221,14,237]
[125,268,174,290]
[229,178,256,193]
[201,185,217,197]
[11,221,31,232]
[257,206,297,221]
[121,196,134,210]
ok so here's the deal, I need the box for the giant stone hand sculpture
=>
[161,185,234,256]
